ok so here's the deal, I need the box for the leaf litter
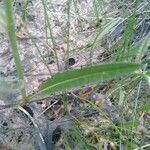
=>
[0,0,149,149]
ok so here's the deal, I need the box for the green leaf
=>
[139,104,150,112]
[37,63,140,96]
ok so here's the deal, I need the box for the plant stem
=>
[4,0,26,101]
[41,0,60,71]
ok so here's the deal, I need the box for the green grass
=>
[1,0,149,149]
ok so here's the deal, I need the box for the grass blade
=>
[37,63,140,96]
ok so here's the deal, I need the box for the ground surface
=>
[0,0,149,150]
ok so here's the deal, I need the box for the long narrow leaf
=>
[37,63,140,96]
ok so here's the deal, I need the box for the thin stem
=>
[41,0,60,71]
[18,106,46,150]
[4,0,26,100]
[28,32,52,75]
[66,0,72,70]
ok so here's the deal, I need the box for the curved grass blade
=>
[37,63,140,96]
